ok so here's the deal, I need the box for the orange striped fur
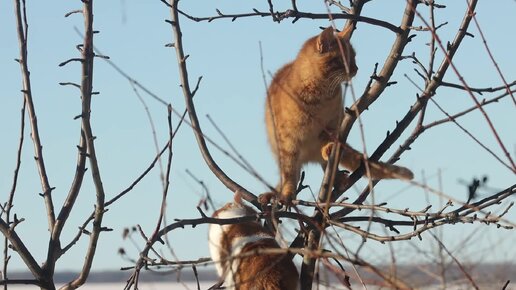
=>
[208,195,298,290]
[265,26,413,203]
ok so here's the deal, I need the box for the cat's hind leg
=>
[276,148,302,204]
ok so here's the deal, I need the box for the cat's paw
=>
[258,192,277,205]
[258,191,292,211]
[278,193,294,208]
[321,142,336,161]
[335,170,351,191]
[278,184,297,208]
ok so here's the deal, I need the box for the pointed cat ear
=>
[316,27,335,53]
[337,24,353,40]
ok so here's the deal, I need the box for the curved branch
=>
[60,1,106,289]
[168,0,259,207]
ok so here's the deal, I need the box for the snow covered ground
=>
[7,282,507,290]
[7,282,215,290]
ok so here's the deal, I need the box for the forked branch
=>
[60,0,107,289]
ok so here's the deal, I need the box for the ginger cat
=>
[208,193,298,290]
[265,25,413,203]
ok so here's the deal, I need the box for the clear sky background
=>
[0,0,515,275]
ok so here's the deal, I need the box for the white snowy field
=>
[6,282,509,290]
[7,282,215,289]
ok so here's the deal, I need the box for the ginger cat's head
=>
[298,25,358,82]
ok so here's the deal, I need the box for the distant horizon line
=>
[2,262,514,285]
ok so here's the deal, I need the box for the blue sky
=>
[0,0,515,275]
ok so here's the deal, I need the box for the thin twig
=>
[3,98,26,287]
[404,70,513,171]
[14,0,56,234]
[176,7,401,33]
[130,82,166,186]
[413,1,516,172]
[425,89,515,129]
[429,232,480,290]
[428,97,513,171]
[206,114,274,191]
[468,1,516,106]
[441,80,516,95]
[149,105,174,256]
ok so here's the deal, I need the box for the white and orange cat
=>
[265,25,413,203]
[208,193,298,290]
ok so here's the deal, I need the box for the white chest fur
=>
[208,206,251,277]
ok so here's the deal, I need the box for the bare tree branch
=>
[429,232,480,290]
[0,218,44,285]
[14,0,56,234]
[167,0,259,207]
[60,1,106,288]
[177,7,402,33]
[468,2,516,106]
[441,80,516,95]
[3,98,26,286]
